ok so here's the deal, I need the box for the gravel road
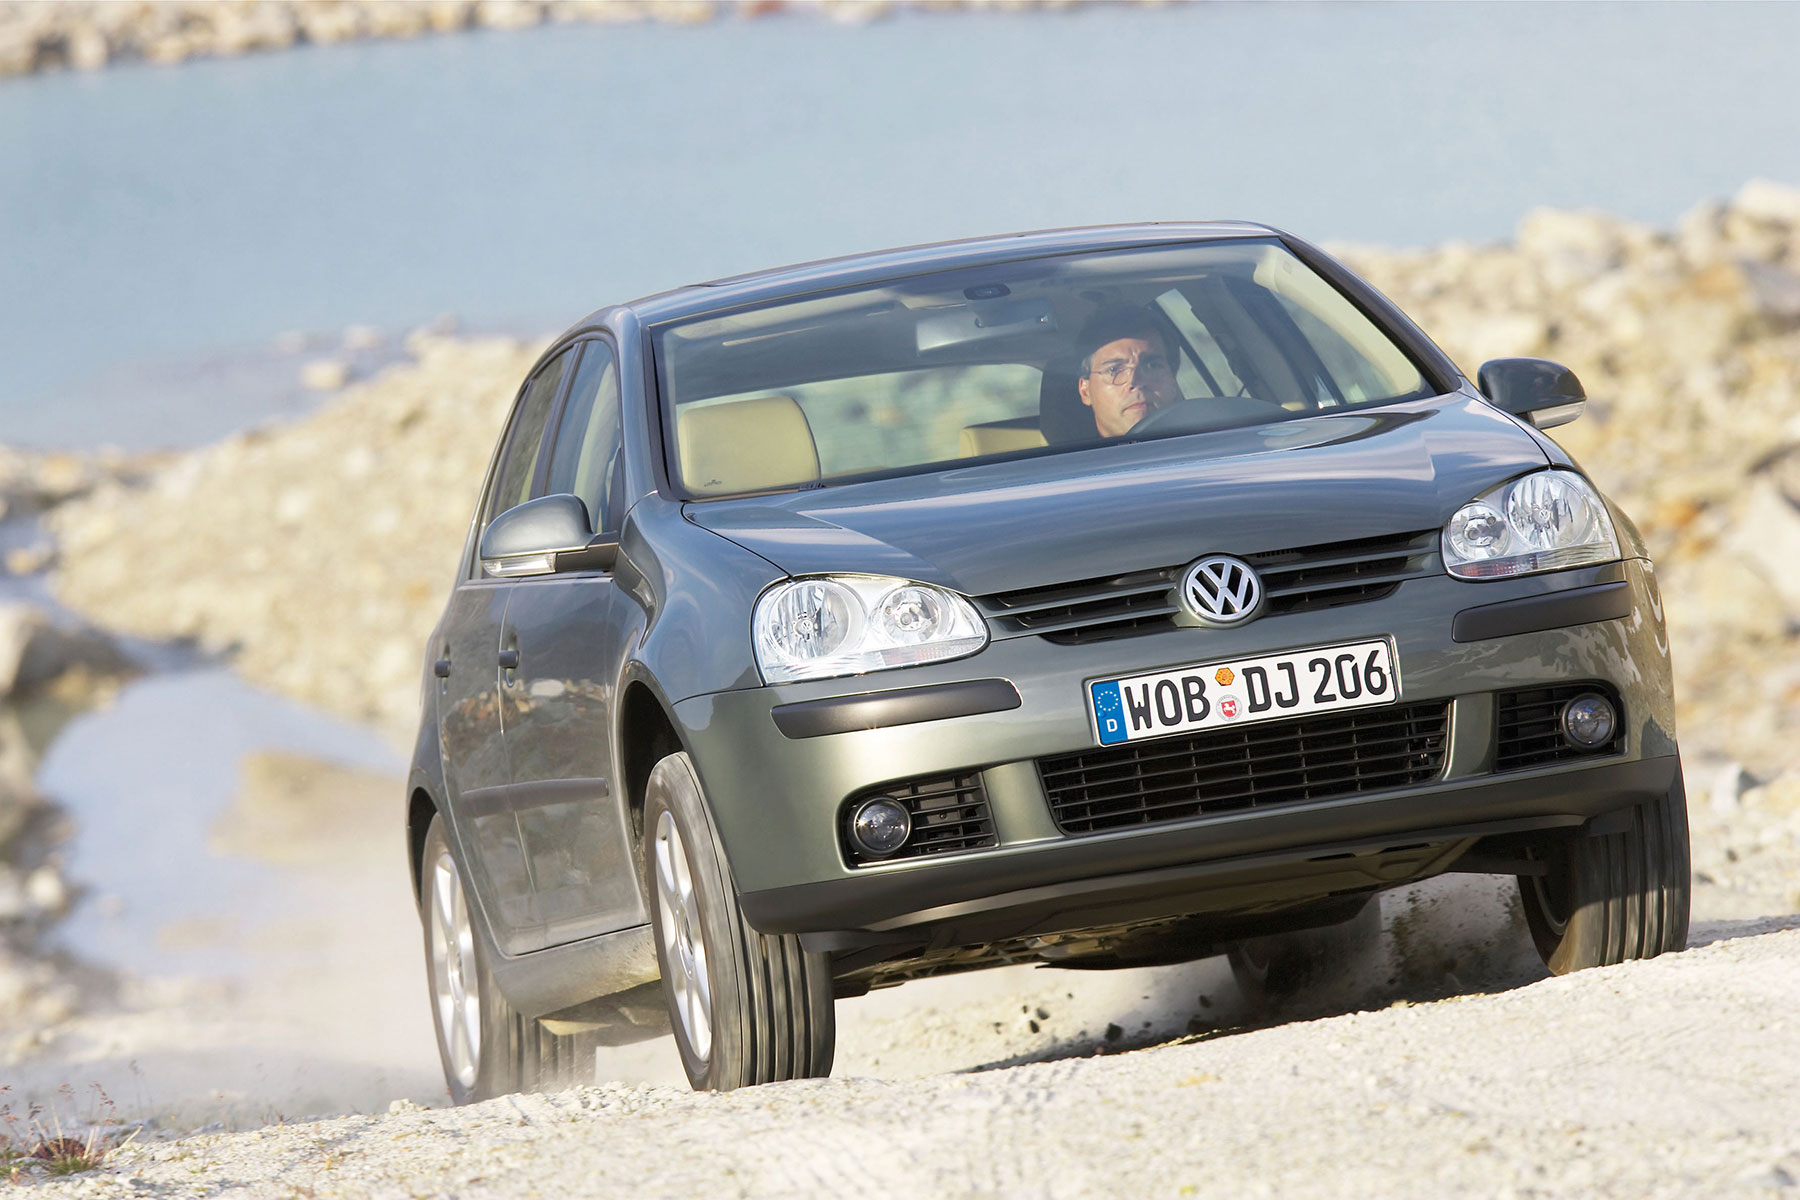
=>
[15,917,1797,1199]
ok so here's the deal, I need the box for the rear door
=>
[499,337,644,944]
[438,346,571,955]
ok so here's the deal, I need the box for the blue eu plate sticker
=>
[1091,681,1128,745]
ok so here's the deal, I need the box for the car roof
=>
[614,220,1280,327]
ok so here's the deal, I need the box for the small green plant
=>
[0,1082,132,1180]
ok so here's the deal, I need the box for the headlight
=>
[753,575,988,683]
[1442,469,1621,579]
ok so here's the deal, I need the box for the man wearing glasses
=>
[1074,306,1184,438]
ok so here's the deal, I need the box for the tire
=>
[1517,768,1692,975]
[643,751,835,1091]
[419,814,599,1103]
[1226,894,1381,1006]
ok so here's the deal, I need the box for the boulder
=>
[0,603,136,700]
[300,359,351,391]
[1726,482,1800,620]
[1733,179,1800,226]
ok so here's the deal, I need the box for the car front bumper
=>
[673,557,1677,941]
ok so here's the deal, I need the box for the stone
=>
[1698,760,1758,816]
[364,4,431,37]
[1665,552,1789,643]
[1515,207,1633,290]
[0,602,134,700]
[1744,772,1800,818]
[0,24,40,78]
[300,359,350,391]
[474,1,548,30]
[1740,261,1800,324]
[1674,201,1730,269]
[66,23,108,70]
[23,865,67,916]
[1727,482,1800,619]
[0,603,49,697]
[5,544,55,576]
[0,871,26,922]
[1734,179,1800,227]
[425,1,479,32]
[1456,312,1548,362]
[342,324,385,351]
[299,3,366,44]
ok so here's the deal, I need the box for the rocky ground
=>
[0,0,1084,80]
[3,185,1800,1191]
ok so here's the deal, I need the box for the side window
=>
[545,340,624,536]
[487,349,572,526]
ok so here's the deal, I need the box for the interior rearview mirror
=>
[480,493,617,577]
[1476,357,1588,431]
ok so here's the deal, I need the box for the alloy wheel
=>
[653,809,713,1062]
[1526,842,1574,938]
[428,850,481,1090]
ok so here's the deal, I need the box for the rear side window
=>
[545,340,625,536]
[487,349,570,525]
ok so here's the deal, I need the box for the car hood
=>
[685,394,1549,596]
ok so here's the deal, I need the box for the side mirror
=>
[480,494,617,578]
[1476,357,1588,430]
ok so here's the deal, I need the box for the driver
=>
[1075,306,1184,438]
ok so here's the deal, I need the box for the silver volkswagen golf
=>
[407,223,1688,1099]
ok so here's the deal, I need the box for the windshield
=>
[654,239,1435,498]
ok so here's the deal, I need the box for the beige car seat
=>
[958,420,1048,458]
[677,395,821,495]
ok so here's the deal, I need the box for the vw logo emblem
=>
[1179,555,1263,626]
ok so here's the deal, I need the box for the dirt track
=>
[15,916,1797,1199]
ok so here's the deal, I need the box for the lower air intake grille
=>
[1495,684,1624,771]
[841,773,997,867]
[1039,701,1450,835]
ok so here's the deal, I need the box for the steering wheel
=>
[1130,394,1288,438]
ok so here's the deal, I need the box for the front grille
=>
[840,772,997,867]
[1039,701,1450,835]
[1495,684,1624,771]
[975,529,1439,646]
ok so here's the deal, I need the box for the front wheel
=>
[420,814,597,1103]
[1226,895,1382,1006]
[1517,769,1692,975]
[644,751,835,1091]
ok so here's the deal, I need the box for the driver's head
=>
[1074,306,1181,438]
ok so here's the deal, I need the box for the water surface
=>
[4,3,1800,449]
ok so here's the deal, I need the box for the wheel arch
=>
[407,783,440,906]
[619,676,685,849]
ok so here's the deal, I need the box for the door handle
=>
[498,649,520,670]
[434,658,453,678]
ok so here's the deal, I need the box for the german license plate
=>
[1088,638,1399,746]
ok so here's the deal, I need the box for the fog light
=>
[1561,693,1616,749]
[850,797,911,857]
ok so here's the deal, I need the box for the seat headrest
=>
[677,395,820,496]
[1038,354,1099,445]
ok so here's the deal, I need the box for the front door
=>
[500,578,639,942]
[439,341,574,955]
[499,337,644,943]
